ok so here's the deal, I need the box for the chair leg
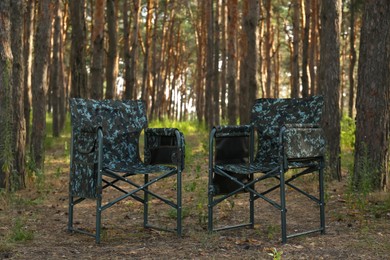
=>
[177,170,182,236]
[96,196,102,243]
[68,195,74,232]
[249,191,255,228]
[280,168,287,244]
[208,184,214,232]
[144,174,149,228]
[319,165,325,234]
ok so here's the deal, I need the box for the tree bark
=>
[239,0,258,124]
[11,0,26,189]
[291,0,300,98]
[69,0,88,98]
[319,0,341,180]
[227,0,238,125]
[90,0,105,100]
[105,0,118,99]
[0,0,14,189]
[31,0,53,171]
[354,0,390,191]
[23,0,35,149]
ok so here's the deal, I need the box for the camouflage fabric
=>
[251,96,324,167]
[69,98,101,198]
[69,98,182,198]
[144,128,185,170]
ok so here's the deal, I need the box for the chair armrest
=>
[280,124,325,160]
[144,128,185,170]
[213,125,252,138]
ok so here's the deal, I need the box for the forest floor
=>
[1,130,390,259]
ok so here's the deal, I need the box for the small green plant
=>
[8,217,34,242]
[346,144,373,212]
[267,247,283,260]
[266,224,280,240]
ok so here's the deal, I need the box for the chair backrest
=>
[251,96,324,165]
[70,98,148,169]
[100,100,147,169]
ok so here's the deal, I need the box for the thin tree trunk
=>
[23,0,35,150]
[319,0,341,180]
[301,0,310,97]
[291,0,300,98]
[105,0,118,99]
[205,0,214,129]
[239,0,258,124]
[31,0,53,171]
[213,0,220,126]
[220,0,227,120]
[11,0,26,189]
[69,0,88,98]
[348,0,356,118]
[141,0,154,111]
[227,0,238,125]
[90,0,105,100]
[51,0,61,137]
[0,0,14,189]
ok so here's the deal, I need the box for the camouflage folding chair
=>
[68,99,185,243]
[208,96,325,243]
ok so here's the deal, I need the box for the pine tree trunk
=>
[105,0,118,99]
[0,0,14,189]
[31,0,53,171]
[227,0,238,125]
[319,0,341,180]
[354,0,390,191]
[23,0,34,150]
[11,0,26,189]
[69,0,88,98]
[90,0,105,100]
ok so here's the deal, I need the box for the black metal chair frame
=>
[208,97,325,243]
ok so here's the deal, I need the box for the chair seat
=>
[216,159,320,175]
[215,162,278,175]
[104,162,176,175]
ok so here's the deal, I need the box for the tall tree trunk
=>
[205,0,214,129]
[239,0,258,124]
[227,0,238,125]
[124,0,140,100]
[0,0,14,189]
[301,0,310,97]
[195,1,205,122]
[220,0,227,120]
[309,0,319,95]
[319,0,341,180]
[213,0,220,126]
[141,0,154,111]
[31,0,53,171]
[11,0,26,189]
[70,0,88,98]
[23,0,35,149]
[348,0,356,118]
[264,0,272,98]
[105,0,118,99]
[354,0,390,191]
[90,0,105,100]
[51,0,61,137]
[291,0,300,98]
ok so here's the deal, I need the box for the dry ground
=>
[1,132,390,259]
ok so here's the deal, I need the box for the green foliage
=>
[340,115,355,151]
[346,145,373,211]
[267,247,283,260]
[8,217,34,242]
